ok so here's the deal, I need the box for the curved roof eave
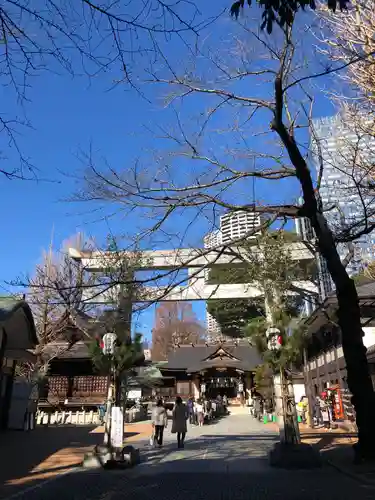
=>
[0,299,38,347]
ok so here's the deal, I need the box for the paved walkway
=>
[0,421,153,499]
[3,413,375,500]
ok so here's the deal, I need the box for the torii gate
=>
[68,242,317,305]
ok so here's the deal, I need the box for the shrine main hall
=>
[156,341,262,401]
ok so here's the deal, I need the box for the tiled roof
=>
[324,279,375,300]
[42,341,91,360]
[163,343,262,371]
[0,299,38,347]
[165,345,216,369]
[302,279,375,332]
[69,309,107,337]
[356,281,375,298]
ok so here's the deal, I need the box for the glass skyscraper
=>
[310,114,375,277]
[294,208,333,302]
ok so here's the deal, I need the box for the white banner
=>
[110,406,124,448]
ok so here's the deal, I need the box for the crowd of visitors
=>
[312,392,338,428]
[248,394,273,421]
[187,394,228,425]
[151,394,229,448]
[248,389,339,430]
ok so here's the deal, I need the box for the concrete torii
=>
[68,243,318,305]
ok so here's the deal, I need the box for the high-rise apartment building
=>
[203,229,222,249]
[205,312,222,343]
[204,210,263,338]
[220,211,262,245]
[311,114,375,276]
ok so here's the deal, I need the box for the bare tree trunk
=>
[104,377,114,446]
[336,280,374,460]
[285,372,301,444]
[265,292,300,444]
[303,349,314,427]
[273,373,286,441]
[273,108,375,460]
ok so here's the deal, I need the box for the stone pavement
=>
[0,421,152,499]
[2,413,375,500]
[299,424,375,487]
[265,419,375,487]
[0,425,103,499]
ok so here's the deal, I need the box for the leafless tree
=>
[317,0,375,112]
[152,302,205,361]
[15,233,96,379]
[76,13,375,460]
[14,231,156,382]
[0,0,211,180]
[315,1,375,184]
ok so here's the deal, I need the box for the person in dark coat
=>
[187,397,195,424]
[254,397,261,419]
[314,396,323,426]
[171,396,188,448]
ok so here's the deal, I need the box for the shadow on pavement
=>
[0,426,103,499]
[2,451,373,500]
[2,426,373,500]
[311,436,375,486]
[300,430,375,486]
[141,433,278,467]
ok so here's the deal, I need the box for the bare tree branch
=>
[0,0,213,179]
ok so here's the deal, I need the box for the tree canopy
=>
[90,332,144,378]
[206,230,312,337]
[230,0,350,33]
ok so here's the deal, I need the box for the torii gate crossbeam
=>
[69,244,317,304]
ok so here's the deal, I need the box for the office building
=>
[294,212,333,301]
[296,114,375,301]
[310,114,375,277]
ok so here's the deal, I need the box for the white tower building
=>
[204,210,263,339]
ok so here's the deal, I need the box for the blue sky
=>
[0,4,340,342]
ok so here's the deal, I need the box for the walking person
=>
[196,399,204,427]
[151,399,168,447]
[314,396,323,426]
[222,394,228,414]
[171,396,188,448]
[258,397,264,421]
[187,397,194,425]
[204,398,212,421]
[320,394,330,429]
[254,396,261,420]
